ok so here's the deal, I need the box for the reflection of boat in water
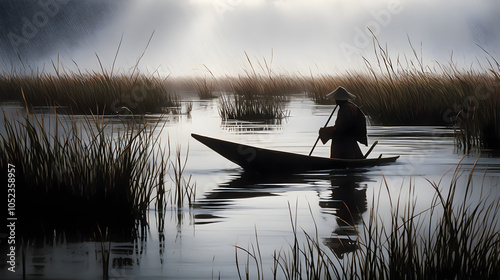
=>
[195,170,369,260]
[194,171,305,224]
[221,119,283,133]
[192,134,399,173]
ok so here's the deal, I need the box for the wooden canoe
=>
[192,134,399,173]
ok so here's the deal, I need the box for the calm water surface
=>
[1,95,499,279]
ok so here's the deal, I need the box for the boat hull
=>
[192,134,399,173]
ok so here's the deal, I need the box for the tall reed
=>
[96,225,111,280]
[0,106,169,235]
[169,144,196,209]
[234,228,264,280]
[304,54,497,127]
[302,39,500,149]
[353,160,500,279]
[236,161,500,279]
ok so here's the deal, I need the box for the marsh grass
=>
[0,70,177,115]
[236,161,500,279]
[230,75,300,98]
[355,160,500,279]
[234,228,265,280]
[212,46,498,148]
[304,74,336,105]
[305,52,498,126]
[452,56,500,150]
[96,225,111,280]
[229,52,302,98]
[0,106,169,236]
[169,145,196,209]
[193,76,217,99]
[303,38,500,149]
[3,42,497,149]
[219,93,289,121]
[0,33,181,115]
[193,65,217,99]
[274,203,339,279]
[216,52,298,121]
[217,44,499,149]
[216,56,498,146]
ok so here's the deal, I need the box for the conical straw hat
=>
[326,86,356,100]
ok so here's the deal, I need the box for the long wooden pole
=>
[309,105,338,156]
[363,141,378,158]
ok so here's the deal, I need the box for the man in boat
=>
[318,87,367,159]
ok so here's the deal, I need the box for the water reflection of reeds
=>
[17,230,147,279]
[221,119,283,133]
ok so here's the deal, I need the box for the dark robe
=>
[319,101,367,159]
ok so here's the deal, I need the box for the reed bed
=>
[214,46,500,148]
[230,75,301,98]
[452,59,500,150]
[216,52,300,121]
[0,69,178,115]
[0,107,170,236]
[1,48,497,150]
[1,34,180,115]
[193,76,217,99]
[236,161,500,279]
[230,51,303,98]
[216,58,498,148]
[305,41,499,149]
[211,55,498,130]
[219,93,289,121]
[304,55,498,127]
[193,65,217,99]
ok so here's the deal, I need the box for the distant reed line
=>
[1,43,498,149]
[0,71,180,115]
[201,48,499,149]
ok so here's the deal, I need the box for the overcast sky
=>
[1,0,499,77]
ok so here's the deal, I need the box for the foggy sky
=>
[1,0,499,77]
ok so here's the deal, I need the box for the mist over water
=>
[1,0,499,77]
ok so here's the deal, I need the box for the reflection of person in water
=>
[319,174,368,258]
